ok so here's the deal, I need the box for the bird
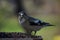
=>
[18,11,54,35]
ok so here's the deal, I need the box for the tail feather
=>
[41,22,54,26]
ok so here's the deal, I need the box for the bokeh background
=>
[0,0,60,40]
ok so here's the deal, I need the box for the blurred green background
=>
[0,0,60,40]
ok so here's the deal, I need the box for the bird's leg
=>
[34,31,37,36]
[26,30,32,36]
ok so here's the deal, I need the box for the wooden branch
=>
[0,32,43,40]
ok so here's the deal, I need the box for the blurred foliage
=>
[53,35,60,40]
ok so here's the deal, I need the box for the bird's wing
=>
[28,16,41,25]
[27,16,54,26]
[28,16,39,22]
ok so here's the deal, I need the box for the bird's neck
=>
[23,15,29,20]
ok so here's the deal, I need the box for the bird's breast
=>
[20,18,26,24]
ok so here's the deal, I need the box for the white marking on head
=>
[19,12,24,17]
[21,13,23,16]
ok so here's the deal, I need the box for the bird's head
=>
[19,11,27,17]
[19,11,24,17]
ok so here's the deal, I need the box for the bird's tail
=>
[46,23,54,26]
[41,22,54,26]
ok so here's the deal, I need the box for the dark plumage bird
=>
[18,11,54,35]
